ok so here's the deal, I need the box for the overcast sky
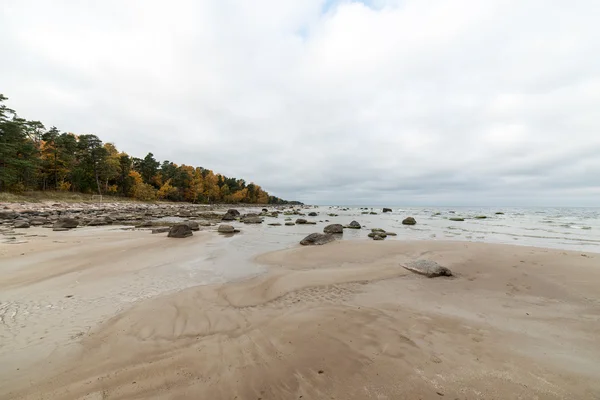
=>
[1,0,599,206]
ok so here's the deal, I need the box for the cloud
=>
[1,0,599,205]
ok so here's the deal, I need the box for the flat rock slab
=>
[402,260,452,278]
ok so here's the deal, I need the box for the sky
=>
[1,0,599,206]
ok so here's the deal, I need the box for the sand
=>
[1,230,599,399]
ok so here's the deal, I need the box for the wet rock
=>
[218,224,240,234]
[323,224,343,234]
[369,212,377,215]
[495,212,504,215]
[168,224,193,238]
[305,221,317,225]
[346,220,361,229]
[368,231,387,238]
[475,215,487,219]
[262,208,268,213]
[13,220,30,228]
[308,212,318,217]
[0,211,17,220]
[185,221,200,231]
[383,208,392,213]
[402,217,416,225]
[222,209,240,221]
[449,217,464,222]
[285,222,295,226]
[300,233,335,246]
[53,218,79,230]
[403,260,452,278]
[373,234,385,240]
[268,223,282,226]
[152,227,170,234]
[296,218,307,224]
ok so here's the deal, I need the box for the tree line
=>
[0,94,293,204]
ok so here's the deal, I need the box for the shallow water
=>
[213,206,600,256]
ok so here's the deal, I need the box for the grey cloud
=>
[1,0,599,205]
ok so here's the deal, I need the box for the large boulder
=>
[402,260,452,278]
[218,224,240,234]
[0,211,18,220]
[383,208,392,213]
[347,220,361,229]
[402,217,416,225]
[53,218,79,231]
[13,220,30,229]
[323,224,343,234]
[222,209,240,221]
[308,212,318,217]
[168,224,193,238]
[300,233,335,246]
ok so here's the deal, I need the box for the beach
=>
[1,211,599,399]
[1,205,600,399]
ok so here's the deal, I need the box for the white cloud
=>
[1,0,599,205]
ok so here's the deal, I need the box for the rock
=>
[0,211,17,220]
[373,234,385,240]
[185,221,200,231]
[29,218,47,226]
[361,212,369,214]
[285,222,295,226]
[13,220,30,228]
[305,221,317,225]
[402,217,416,225]
[52,227,70,232]
[368,231,387,238]
[241,216,263,224]
[218,224,240,234]
[308,212,318,217]
[300,233,335,246]
[222,209,240,221]
[449,217,464,222]
[323,224,343,234]
[268,223,282,226]
[328,213,338,217]
[402,260,452,278]
[262,208,268,213]
[53,218,79,230]
[152,227,170,234]
[475,215,487,219]
[495,212,504,215]
[87,218,109,226]
[369,212,377,215]
[198,221,212,227]
[347,220,361,229]
[167,224,193,238]
[296,218,307,224]
[371,228,386,233]
[383,208,392,213]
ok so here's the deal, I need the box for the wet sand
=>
[1,229,600,399]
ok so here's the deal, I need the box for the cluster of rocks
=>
[367,228,397,241]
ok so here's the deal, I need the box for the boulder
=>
[262,208,268,213]
[152,227,170,234]
[323,224,343,234]
[296,218,307,224]
[168,224,193,238]
[495,212,505,215]
[13,220,30,229]
[369,212,378,215]
[402,217,416,225]
[268,223,282,226]
[368,231,387,238]
[402,260,452,278]
[0,211,18,220]
[300,233,335,246]
[308,212,318,217]
[185,221,200,231]
[383,208,392,213]
[53,218,79,230]
[305,221,317,225]
[218,224,240,234]
[29,218,48,226]
[475,215,487,219]
[347,220,361,229]
[222,209,240,221]
[285,222,295,226]
[373,234,385,240]
[449,217,464,222]
[242,216,263,224]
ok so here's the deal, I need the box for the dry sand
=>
[1,230,600,399]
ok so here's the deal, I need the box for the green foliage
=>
[0,94,294,204]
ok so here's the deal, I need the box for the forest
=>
[0,94,291,204]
